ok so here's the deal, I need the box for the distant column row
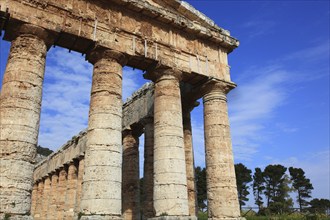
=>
[31,158,84,220]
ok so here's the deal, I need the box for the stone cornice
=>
[105,0,239,51]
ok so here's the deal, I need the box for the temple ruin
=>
[0,0,241,219]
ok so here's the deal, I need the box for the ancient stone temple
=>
[0,0,240,219]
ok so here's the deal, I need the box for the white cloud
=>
[282,41,330,63]
[241,19,277,39]
[228,66,289,161]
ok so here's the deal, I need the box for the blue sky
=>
[0,0,329,207]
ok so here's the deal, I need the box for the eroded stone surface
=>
[65,163,78,220]
[122,130,140,220]
[142,118,155,219]
[0,24,48,217]
[203,83,240,220]
[152,68,189,216]
[183,110,197,217]
[80,49,125,218]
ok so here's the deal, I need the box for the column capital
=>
[202,80,236,103]
[144,64,182,82]
[7,23,54,48]
[87,45,127,65]
[122,127,142,139]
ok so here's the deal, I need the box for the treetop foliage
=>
[194,163,329,216]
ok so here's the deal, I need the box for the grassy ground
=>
[245,216,330,220]
[197,211,330,220]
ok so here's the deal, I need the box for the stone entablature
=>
[123,82,154,130]
[1,0,237,83]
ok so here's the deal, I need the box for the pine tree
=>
[309,198,330,214]
[289,167,314,212]
[253,167,265,210]
[263,164,292,213]
[195,166,207,211]
[235,163,252,210]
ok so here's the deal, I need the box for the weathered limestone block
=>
[122,130,140,220]
[30,184,38,216]
[57,168,68,220]
[80,47,127,219]
[34,181,44,219]
[142,118,154,219]
[75,159,84,215]
[48,172,59,219]
[41,176,51,219]
[0,24,50,217]
[123,83,154,130]
[152,67,189,216]
[203,81,240,220]
[182,110,197,217]
[65,162,79,220]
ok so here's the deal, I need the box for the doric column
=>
[203,81,240,220]
[57,168,68,220]
[142,118,154,219]
[151,67,190,217]
[65,162,78,220]
[34,181,44,219]
[30,183,38,216]
[41,176,51,219]
[80,47,127,219]
[122,129,140,220]
[48,172,59,219]
[182,108,198,217]
[75,158,84,214]
[0,24,52,218]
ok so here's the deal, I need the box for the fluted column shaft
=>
[41,176,51,219]
[75,159,84,214]
[142,118,154,219]
[48,173,59,219]
[65,162,78,220]
[34,181,44,219]
[152,68,189,216]
[183,110,197,217]
[81,48,126,219]
[122,130,140,220]
[30,183,38,216]
[57,168,68,220]
[0,24,50,217]
[203,82,240,220]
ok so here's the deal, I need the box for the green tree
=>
[263,164,292,213]
[269,174,293,214]
[36,145,53,156]
[309,198,330,214]
[235,163,252,210]
[253,167,265,210]
[288,167,314,212]
[195,166,207,211]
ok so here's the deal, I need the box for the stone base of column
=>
[149,216,197,220]
[0,214,33,220]
[80,215,123,220]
